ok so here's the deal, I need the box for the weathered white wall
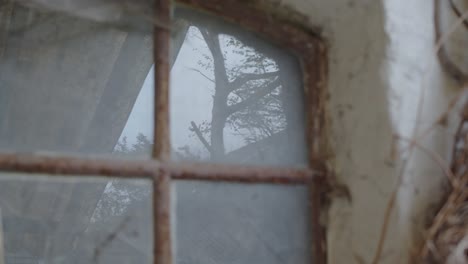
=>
[277,0,465,263]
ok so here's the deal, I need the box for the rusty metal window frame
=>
[0,0,328,263]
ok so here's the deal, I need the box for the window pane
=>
[0,172,153,264]
[170,7,307,167]
[172,180,311,264]
[0,0,154,159]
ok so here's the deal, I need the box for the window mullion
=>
[154,171,172,264]
[153,0,173,263]
[153,0,172,161]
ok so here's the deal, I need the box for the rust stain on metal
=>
[0,153,323,183]
[153,0,173,261]
[154,171,172,264]
[305,42,329,168]
[176,0,323,55]
[169,161,324,184]
[0,153,158,178]
[309,180,326,264]
[153,0,171,161]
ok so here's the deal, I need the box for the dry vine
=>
[419,98,468,263]
[371,7,468,264]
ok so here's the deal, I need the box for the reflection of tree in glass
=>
[91,179,150,223]
[113,133,152,157]
[88,134,152,224]
[111,22,303,165]
[186,26,288,161]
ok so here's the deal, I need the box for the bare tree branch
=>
[189,121,213,154]
[229,71,279,91]
[226,78,281,115]
[186,67,215,83]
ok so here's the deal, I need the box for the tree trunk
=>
[200,28,230,160]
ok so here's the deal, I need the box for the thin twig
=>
[186,67,215,83]
[189,121,213,155]
[395,134,457,188]
[228,71,279,91]
[404,88,468,148]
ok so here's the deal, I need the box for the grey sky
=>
[118,66,154,146]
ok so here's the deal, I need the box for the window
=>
[0,0,327,264]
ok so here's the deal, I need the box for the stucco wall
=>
[277,0,464,263]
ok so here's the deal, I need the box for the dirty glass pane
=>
[170,7,307,167]
[0,172,153,264]
[0,0,155,159]
[172,181,311,264]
